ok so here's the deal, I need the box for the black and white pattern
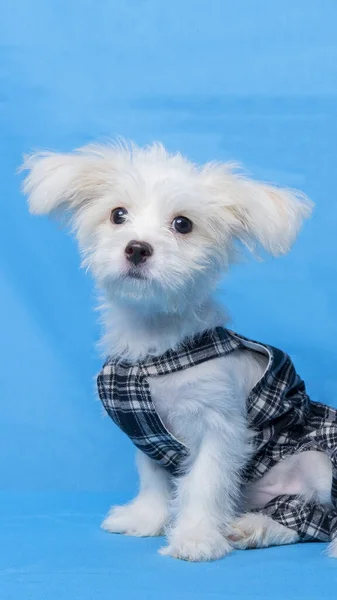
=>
[97,327,337,543]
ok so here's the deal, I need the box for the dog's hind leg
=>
[228,512,299,549]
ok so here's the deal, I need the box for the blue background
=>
[1,1,337,598]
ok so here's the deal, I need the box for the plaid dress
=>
[97,327,337,543]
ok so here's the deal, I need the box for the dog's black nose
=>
[125,240,153,266]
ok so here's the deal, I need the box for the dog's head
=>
[22,142,312,311]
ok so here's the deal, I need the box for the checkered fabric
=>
[97,327,337,542]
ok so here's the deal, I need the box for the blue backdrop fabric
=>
[1,1,337,598]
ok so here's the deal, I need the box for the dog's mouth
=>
[125,269,147,280]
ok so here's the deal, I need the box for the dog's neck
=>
[101,296,227,362]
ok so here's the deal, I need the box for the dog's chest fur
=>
[149,348,268,453]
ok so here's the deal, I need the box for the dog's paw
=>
[159,528,232,561]
[101,500,167,537]
[228,512,299,549]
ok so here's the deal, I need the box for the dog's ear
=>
[202,164,313,256]
[21,151,105,216]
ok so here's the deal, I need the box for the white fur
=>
[327,537,337,558]
[21,140,331,562]
[102,451,171,537]
[245,450,333,510]
[229,512,300,549]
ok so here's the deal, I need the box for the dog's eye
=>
[171,216,193,234]
[110,207,128,225]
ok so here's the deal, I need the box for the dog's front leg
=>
[102,450,171,536]
[160,417,249,561]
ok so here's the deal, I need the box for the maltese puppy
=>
[22,141,337,561]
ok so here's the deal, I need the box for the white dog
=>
[22,141,336,561]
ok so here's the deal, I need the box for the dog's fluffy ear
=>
[21,151,104,216]
[202,164,313,256]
